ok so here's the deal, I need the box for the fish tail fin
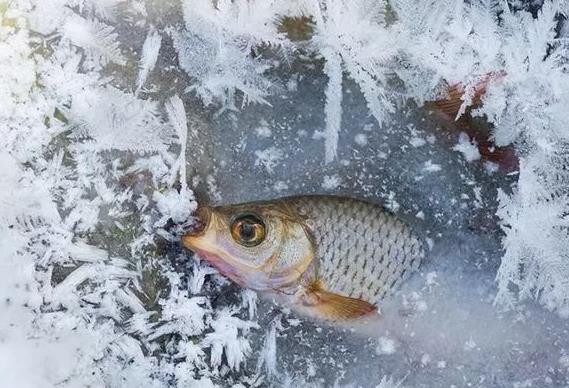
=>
[430,70,506,120]
[427,70,518,172]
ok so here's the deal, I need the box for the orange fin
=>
[426,70,518,172]
[431,82,466,120]
[300,281,377,321]
[430,70,506,120]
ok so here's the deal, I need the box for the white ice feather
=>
[135,29,162,95]
[61,14,125,68]
[70,86,170,152]
[165,94,189,189]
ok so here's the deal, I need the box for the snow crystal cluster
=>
[1,0,568,386]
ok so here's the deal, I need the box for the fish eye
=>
[230,214,266,247]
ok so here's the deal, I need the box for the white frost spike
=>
[51,263,135,308]
[254,146,283,174]
[241,289,258,319]
[70,86,167,152]
[84,0,125,21]
[495,152,569,315]
[313,0,396,163]
[135,28,162,95]
[323,50,343,163]
[256,317,281,377]
[61,14,125,67]
[67,241,109,263]
[153,188,196,227]
[165,95,189,189]
[175,342,206,368]
[203,309,258,371]
[173,0,276,109]
[189,261,219,294]
[452,132,480,162]
[152,295,208,339]
[375,375,404,388]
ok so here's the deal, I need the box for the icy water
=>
[176,58,569,386]
[6,1,568,387]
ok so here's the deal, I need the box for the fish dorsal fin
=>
[300,280,377,321]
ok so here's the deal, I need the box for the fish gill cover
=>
[0,0,568,387]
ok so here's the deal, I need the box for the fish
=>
[182,196,424,321]
[429,70,519,172]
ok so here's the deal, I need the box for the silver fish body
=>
[284,196,424,305]
[183,195,425,320]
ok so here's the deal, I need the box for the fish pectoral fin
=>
[300,286,377,321]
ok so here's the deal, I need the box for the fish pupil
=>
[240,223,256,241]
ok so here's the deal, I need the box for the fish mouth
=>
[181,233,200,251]
[181,234,286,290]
[180,236,254,288]
[193,249,249,287]
[185,205,211,237]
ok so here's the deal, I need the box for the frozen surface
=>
[1,0,569,387]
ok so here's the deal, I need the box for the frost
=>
[354,133,368,146]
[389,0,569,313]
[153,188,196,227]
[171,0,285,109]
[255,146,284,174]
[322,49,343,163]
[256,318,281,377]
[453,132,481,162]
[70,86,171,152]
[154,295,208,338]
[255,125,272,138]
[385,191,400,213]
[409,137,426,148]
[203,309,258,371]
[322,174,342,190]
[423,160,442,173]
[136,29,162,95]
[376,337,397,355]
[61,14,126,68]
[559,355,569,369]
[312,0,397,162]
[241,289,258,320]
[496,153,569,315]
[165,94,190,189]
[4,0,569,386]
[375,376,404,388]
[189,261,219,294]
[464,337,477,351]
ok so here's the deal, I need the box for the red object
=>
[429,71,518,172]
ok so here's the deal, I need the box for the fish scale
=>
[289,196,424,305]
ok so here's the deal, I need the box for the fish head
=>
[182,202,315,291]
